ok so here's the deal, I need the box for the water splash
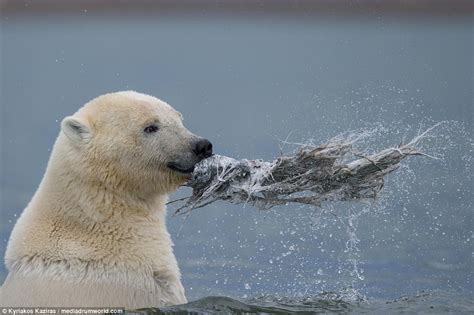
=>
[170,88,472,301]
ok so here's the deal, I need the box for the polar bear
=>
[0,91,213,308]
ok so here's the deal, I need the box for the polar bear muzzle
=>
[167,138,213,174]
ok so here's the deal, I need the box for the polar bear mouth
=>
[167,162,195,174]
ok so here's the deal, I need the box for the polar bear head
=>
[59,91,212,196]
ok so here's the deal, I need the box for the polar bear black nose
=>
[193,139,213,159]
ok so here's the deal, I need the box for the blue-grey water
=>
[0,13,472,313]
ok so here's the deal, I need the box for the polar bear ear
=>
[61,116,92,144]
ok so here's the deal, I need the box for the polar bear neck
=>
[4,134,184,297]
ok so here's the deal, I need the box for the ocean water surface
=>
[0,12,472,313]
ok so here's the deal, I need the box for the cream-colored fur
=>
[0,91,203,308]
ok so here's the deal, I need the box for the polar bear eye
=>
[144,125,159,134]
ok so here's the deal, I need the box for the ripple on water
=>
[131,290,473,314]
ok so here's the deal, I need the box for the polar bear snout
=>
[167,138,213,174]
[192,138,213,159]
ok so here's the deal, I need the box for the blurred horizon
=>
[1,0,473,17]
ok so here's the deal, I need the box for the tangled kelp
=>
[174,124,442,214]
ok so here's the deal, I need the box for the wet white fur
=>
[0,91,197,308]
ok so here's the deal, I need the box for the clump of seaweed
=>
[173,123,442,215]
